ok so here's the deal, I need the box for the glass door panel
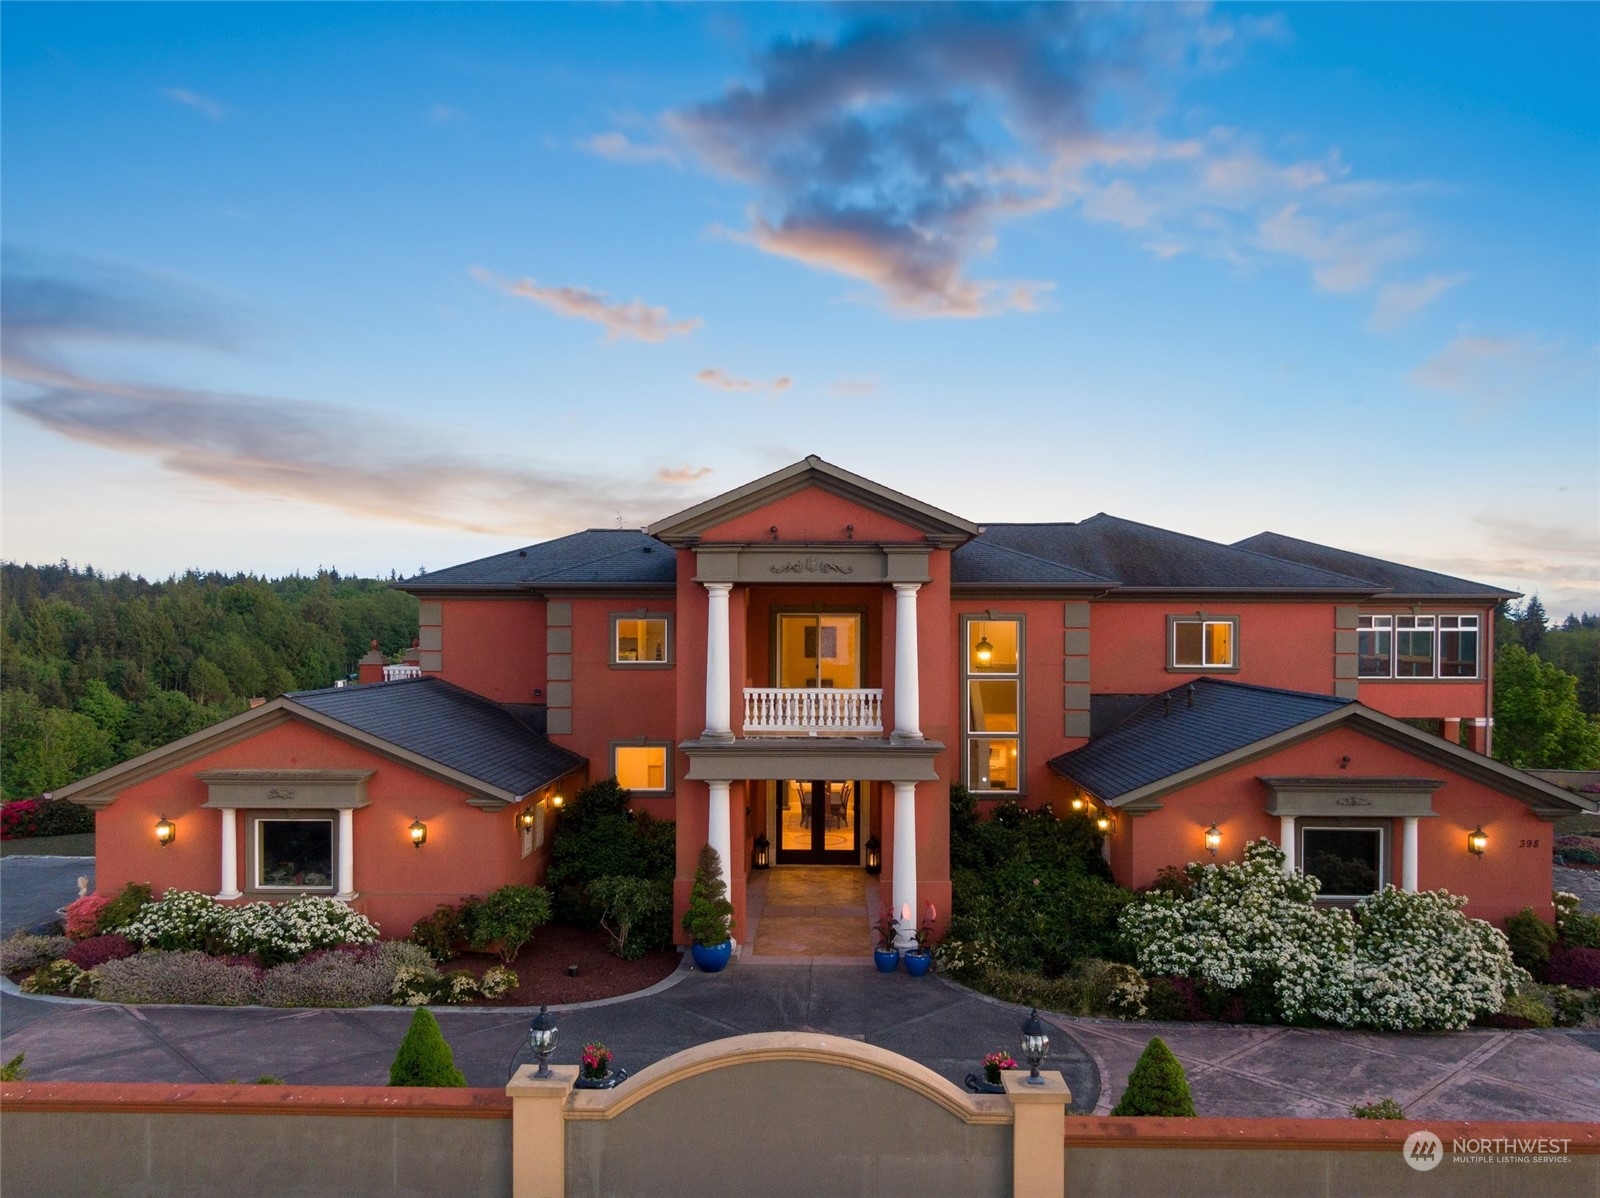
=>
[774,778,862,864]
[776,614,861,690]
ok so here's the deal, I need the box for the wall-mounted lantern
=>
[753,835,770,869]
[1204,824,1222,856]
[154,816,176,847]
[517,807,538,831]
[1070,796,1085,812]
[1095,812,1113,834]
[865,837,882,875]
[550,793,565,810]
[408,818,428,848]
[1467,825,1488,857]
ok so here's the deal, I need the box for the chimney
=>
[357,638,386,685]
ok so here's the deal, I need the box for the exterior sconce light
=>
[753,835,770,869]
[974,635,994,665]
[1095,812,1112,834]
[527,1005,558,1079]
[1205,824,1222,855]
[1021,1008,1050,1085]
[550,793,565,809]
[517,807,537,831]
[1071,796,1085,812]
[408,818,428,848]
[865,837,882,875]
[154,816,176,847]
[1467,826,1488,857]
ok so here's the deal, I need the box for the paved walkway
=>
[1,855,93,936]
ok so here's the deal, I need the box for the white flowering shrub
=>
[391,962,444,1006]
[479,965,519,999]
[124,891,377,965]
[1120,839,1526,1030]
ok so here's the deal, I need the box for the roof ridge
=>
[526,537,668,581]
[1086,513,1384,590]
[1176,676,1355,705]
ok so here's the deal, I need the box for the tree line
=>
[1,562,418,800]
[1492,597,1600,771]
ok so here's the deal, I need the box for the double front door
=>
[775,778,863,864]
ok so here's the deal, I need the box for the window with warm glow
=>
[1169,617,1236,670]
[614,744,668,792]
[963,617,1021,792]
[614,616,670,664]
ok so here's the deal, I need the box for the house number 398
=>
[1518,839,1540,848]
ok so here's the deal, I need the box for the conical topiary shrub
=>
[389,1007,467,1087]
[681,844,734,947]
[1110,1036,1194,1116]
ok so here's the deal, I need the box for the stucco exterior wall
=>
[697,484,929,543]
[428,596,547,703]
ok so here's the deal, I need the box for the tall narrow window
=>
[1169,617,1237,670]
[1394,616,1435,677]
[964,617,1021,793]
[1358,615,1393,677]
[1438,615,1479,678]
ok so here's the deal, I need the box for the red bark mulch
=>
[445,924,679,1006]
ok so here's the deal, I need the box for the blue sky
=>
[2,3,1596,614]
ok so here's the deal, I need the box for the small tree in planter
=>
[1110,1037,1195,1116]
[468,885,552,963]
[682,845,734,971]
[389,1007,466,1087]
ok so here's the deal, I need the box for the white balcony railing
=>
[743,687,884,735]
[383,664,423,681]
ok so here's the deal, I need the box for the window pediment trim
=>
[1261,775,1440,819]
[199,769,374,810]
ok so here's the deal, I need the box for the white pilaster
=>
[707,781,732,902]
[703,583,733,741]
[1401,817,1419,893]
[892,782,918,950]
[337,807,357,900]
[892,583,922,742]
[1279,814,1296,875]
[217,807,242,900]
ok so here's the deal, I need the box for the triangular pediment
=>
[647,456,979,546]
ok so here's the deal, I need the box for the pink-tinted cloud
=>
[471,266,700,342]
[581,131,679,167]
[658,465,713,484]
[696,367,792,393]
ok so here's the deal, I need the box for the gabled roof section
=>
[1232,531,1520,601]
[949,538,1117,591]
[647,455,979,546]
[1051,679,1352,802]
[286,678,584,800]
[400,529,675,593]
[974,517,1382,593]
[1050,678,1592,818]
[55,678,584,808]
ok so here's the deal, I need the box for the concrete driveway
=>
[0,855,92,936]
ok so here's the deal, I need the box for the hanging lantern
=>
[974,634,994,665]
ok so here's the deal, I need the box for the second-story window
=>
[613,615,671,665]
[964,617,1021,793]
[1169,616,1237,670]
[1360,614,1478,679]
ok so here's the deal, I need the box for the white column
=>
[892,782,918,949]
[217,807,242,900]
[892,583,922,742]
[703,583,733,741]
[707,781,733,944]
[1279,815,1296,875]
[337,807,356,900]
[1402,817,1419,893]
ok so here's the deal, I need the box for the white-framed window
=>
[613,615,671,665]
[963,616,1022,793]
[1300,823,1387,900]
[252,815,336,891]
[1168,616,1237,670]
[613,742,670,793]
[1359,614,1478,680]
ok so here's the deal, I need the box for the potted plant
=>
[682,844,734,972]
[903,902,936,977]
[872,908,900,973]
[965,1051,1016,1094]
[573,1039,627,1090]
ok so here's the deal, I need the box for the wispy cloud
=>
[658,465,713,484]
[470,266,700,342]
[425,104,466,126]
[829,376,878,395]
[1367,273,1470,333]
[695,367,791,393]
[581,131,679,167]
[1,250,709,535]
[163,87,225,121]
[1408,333,1562,411]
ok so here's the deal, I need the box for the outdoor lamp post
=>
[527,1005,558,1079]
[154,816,176,847]
[408,818,427,848]
[1467,825,1488,857]
[1205,823,1222,855]
[1021,1008,1049,1085]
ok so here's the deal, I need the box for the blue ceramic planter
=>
[873,947,900,973]
[691,940,733,972]
[903,950,933,977]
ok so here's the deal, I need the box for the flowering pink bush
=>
[1,800,40,840]
[64,894,111,940]
[65,934,136,969]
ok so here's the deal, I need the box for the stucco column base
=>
[1004,1070,1070,1198]
[507,1063,577,1198]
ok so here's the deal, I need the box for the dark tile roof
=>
[1232,532,1519,600]
[950,538,1115,587]
[1050,679,1352,801]
[401,529,675,592]
[287,678,584,798]
[969,516,1378,592]
[1089,694,1157,738]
